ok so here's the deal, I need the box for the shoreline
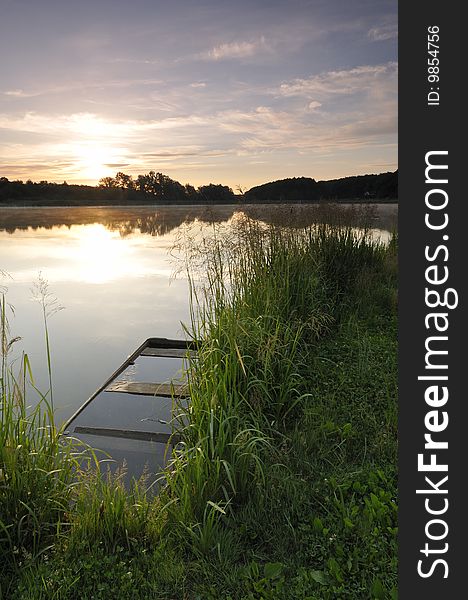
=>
[0,199,398,209]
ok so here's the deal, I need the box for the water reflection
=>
[0,203,397,238]
[0,203,397,422]
[0,206,233,237]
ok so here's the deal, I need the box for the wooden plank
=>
[105,381,189,398]
[140,347,196,359]
[146,337,193,350]
[73,426,180,445]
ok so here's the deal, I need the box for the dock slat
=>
[146,337,192,350]
[105,381,189,398]
[73,426,180,444]
[140,347,195,359]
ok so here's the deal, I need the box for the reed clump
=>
[0,296,83,577]
[164,218,392,537]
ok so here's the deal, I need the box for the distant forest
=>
[0,170,397,206]
[244,171,397,203]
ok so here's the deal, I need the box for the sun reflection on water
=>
[74,224,133,284]
[1,222,175,285]
[69,224,176,284]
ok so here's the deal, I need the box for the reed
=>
[0,295,83,577]
[163,217,389,542]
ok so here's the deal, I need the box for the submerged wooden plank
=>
[105,381,189,398]
[73,426,180,445]
[140,347,195,359]
[146,337,192,349]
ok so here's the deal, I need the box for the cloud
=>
[0,93,396,181]
[142,150,198,158]
[201,36,269,61]
[214,60,396,154]
[0,163,69,172]
[190,82,206,88]
[105,57,161,66]
[4,89,42,98]
[0,109,227,183]
[0,57,397,186]
[0,112,130,139]
[0,112,209,140]
[368,24,398,42]
[277,62,398,100]
[218,106,285,133]
[2,78,164,101]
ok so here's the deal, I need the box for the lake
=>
[0,203,397,423]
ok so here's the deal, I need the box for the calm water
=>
[0,203,397,423]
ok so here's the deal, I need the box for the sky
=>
[0,0,397,190]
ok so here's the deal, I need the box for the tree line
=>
[98,171,236,203]
[0,172,236,206]
[0,170,397,206]
[244,171,398,203]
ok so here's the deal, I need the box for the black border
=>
[399,3,466,595]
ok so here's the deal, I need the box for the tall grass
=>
[67,465,158,554]
[164,217,390,550]
[31,272,64,410]
[0,294,83,580]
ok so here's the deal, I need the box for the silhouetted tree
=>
[198,184,235,204]
[99,176,117,188]
[115,172,134,189]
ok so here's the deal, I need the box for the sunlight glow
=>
[2,224,175,285]
[70,224,172,284]
[76,225,128,283]
[69,114,117,138]
[64,114,135,181]
[72,142,121,181]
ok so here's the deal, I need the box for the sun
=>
[72,142,118,181]
[66,114,130,182]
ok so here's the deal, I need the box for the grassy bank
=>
[1,218,397,599]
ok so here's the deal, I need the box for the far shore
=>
[0,198,398,209]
